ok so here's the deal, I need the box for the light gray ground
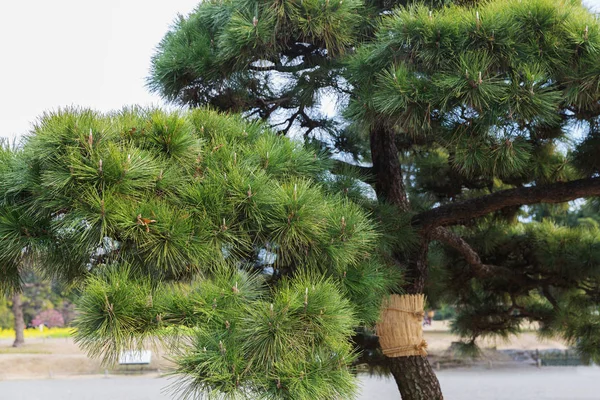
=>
[1,367,599,400]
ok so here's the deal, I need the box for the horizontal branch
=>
[248,65,307,73]
[414,177,600,230]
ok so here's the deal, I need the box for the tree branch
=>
[542,285,560,311]
[429,227,507,278]
[278,108,303,136]
[248,64,308,73]
[414,177,600,230]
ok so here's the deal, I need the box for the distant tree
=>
[0,272,77,342]
[0,140,38,347]
[10,293,25,347]
[21,273,54,325]
[31,309,65,328]
[0,296,14,329]
[0,142,69,343]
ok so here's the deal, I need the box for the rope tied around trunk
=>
[382,339,428,357]
[385,307,425,320]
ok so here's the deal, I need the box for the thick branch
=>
[542,285,560,311]
[430,227,559,293]
[430,227,510,278]
[248,64,308,73]
[414,177,600,229]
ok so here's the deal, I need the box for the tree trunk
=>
[404,235,430,295]
[369,122,409,211]
[369,122,443,399]
[389,356,444,400]
[12,292,25,348]
[388,236,443,399]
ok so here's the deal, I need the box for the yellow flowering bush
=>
[0,327,73,339]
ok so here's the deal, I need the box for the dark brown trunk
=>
[12,292,25,348]
[389,356,444,400]
[369,122,409,211]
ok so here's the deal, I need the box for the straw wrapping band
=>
[376,294,428,358]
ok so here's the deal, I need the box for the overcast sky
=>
[1,0,599,141]
[0,0,199,141]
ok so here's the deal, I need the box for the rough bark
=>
[386,235,444,399]
[413,177,600,230]
[389,356,444,400]
[12,292,25,348]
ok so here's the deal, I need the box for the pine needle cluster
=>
[0,108,397,399]
[347,0,600,194]
[147,0,384,158]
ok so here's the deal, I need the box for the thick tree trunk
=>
[388,236,444,399]
[404,235,430,295]
[369,122,443,399]
[389,356,444,400]
[12,292,25,348]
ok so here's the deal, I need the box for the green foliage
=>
[432,219,600,361]
[0,296,14,329]
[0,108,397,399]
[6,108,372,281]
[432,304,456,321]
[74,266,359,399]
[147,0,387,161]
[347,0,600,196]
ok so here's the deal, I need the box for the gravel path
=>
[1,366,599,400]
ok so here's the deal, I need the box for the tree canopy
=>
[349,0,600,187]
[0,108,398,399]
[148,0,391,153]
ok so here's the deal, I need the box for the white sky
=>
[0,0,199,141]
[0,0,599,141]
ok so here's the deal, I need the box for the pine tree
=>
[146,0,600,399]
[0,140,43,347]
[346,1,600,397]
[0,108,399,399]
